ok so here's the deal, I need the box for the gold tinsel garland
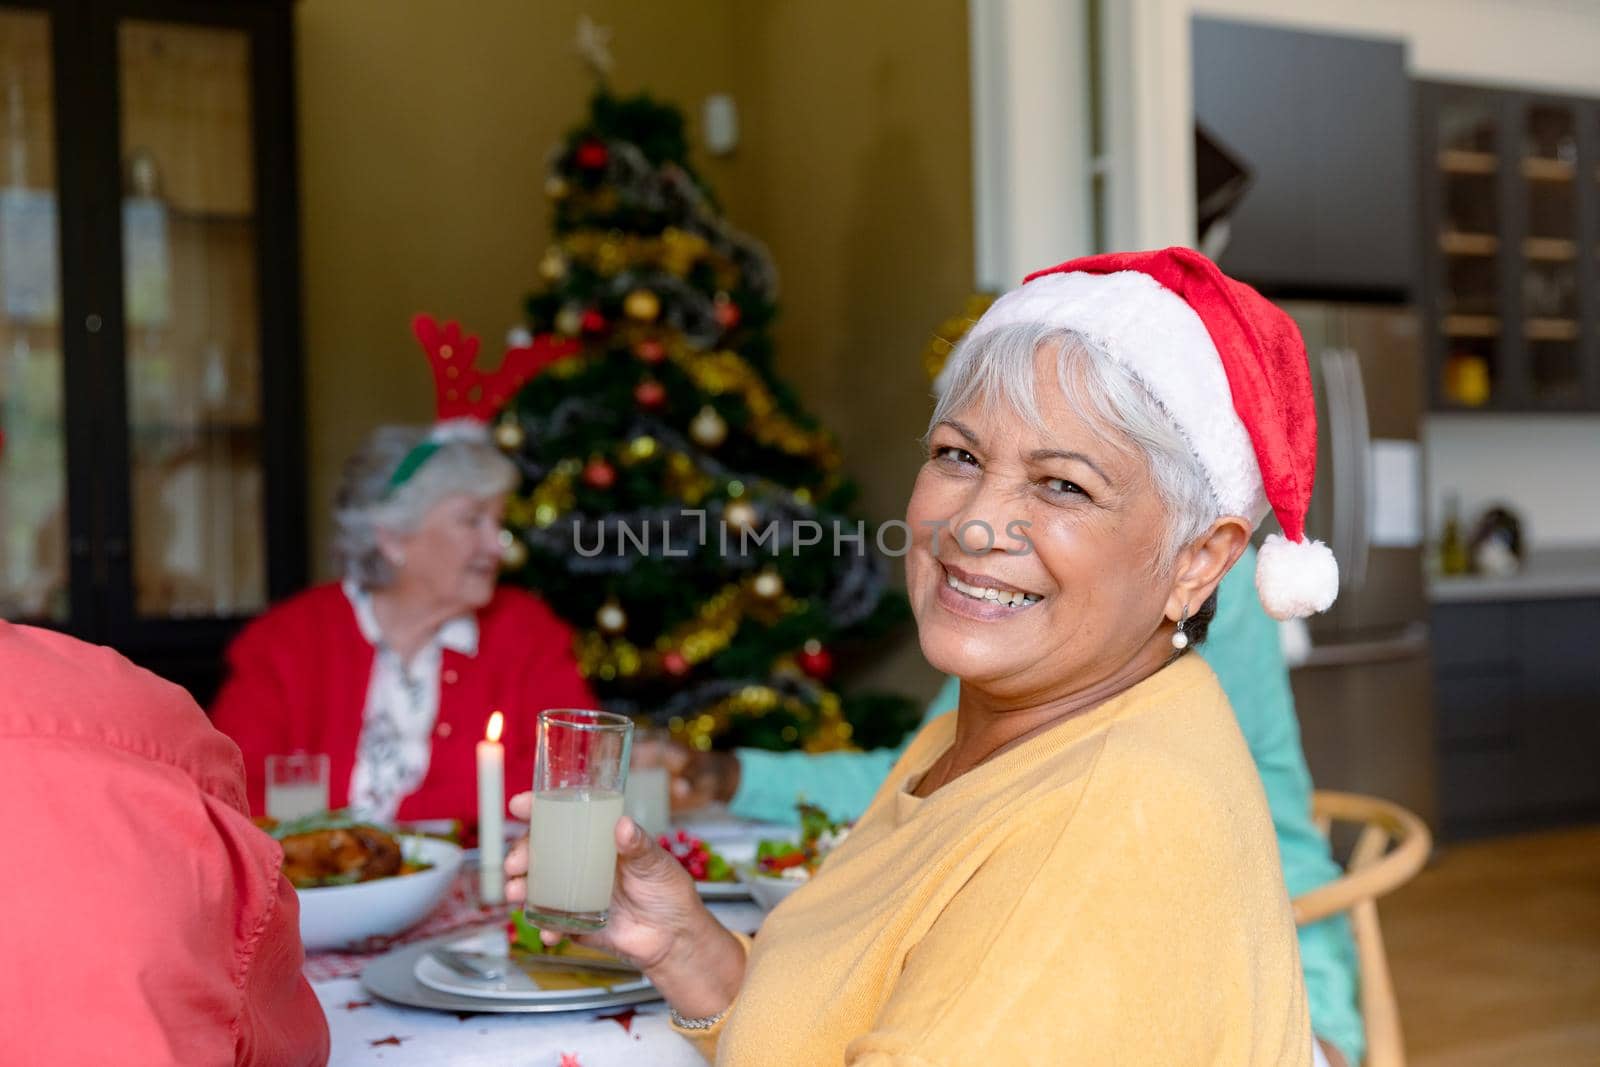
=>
[574,570,803,684]
[665,683,853,753]
[667,343,842,470]
[557,227,739,287]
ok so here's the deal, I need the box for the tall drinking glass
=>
[524,709,633,933]
[624,725,673,839]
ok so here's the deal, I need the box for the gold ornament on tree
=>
[539,248,568,282]
[499,529,528,569]
[690,405,728,448]
[752,567,784,600]
[596,599,628,635]
[624,288,661,322]
[554,307,584,336]
[493,417,525,451]
[723,499,758,532]
[595,239,625,275]
[543,175,569,200]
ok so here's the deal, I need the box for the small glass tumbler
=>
[523,709,634,933]
[264,752,330,821]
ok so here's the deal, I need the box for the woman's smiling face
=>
[906,343,1182,706]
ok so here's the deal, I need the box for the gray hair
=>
[930,323,1221,570]
[333,426,518,588]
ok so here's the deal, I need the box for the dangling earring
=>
[1171,606,1190,650]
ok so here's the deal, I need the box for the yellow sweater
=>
[700,654,1310,1065]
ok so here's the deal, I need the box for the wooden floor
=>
[1381,824,1600,1066]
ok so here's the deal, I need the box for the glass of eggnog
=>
[523,709,634,933]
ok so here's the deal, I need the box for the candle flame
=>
[486,711,504,743]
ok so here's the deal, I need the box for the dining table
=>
[305,812,784,1066]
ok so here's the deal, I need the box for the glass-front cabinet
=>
[1420,81,1600,411]
[0,0,302,700]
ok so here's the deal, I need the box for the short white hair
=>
[930,323,1221,569]
[333,426,517,588]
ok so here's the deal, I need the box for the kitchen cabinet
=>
[1432,598,1600,837]
[0,0,305,702]
[1418,81,1600,411]
[1192,18,1415,297]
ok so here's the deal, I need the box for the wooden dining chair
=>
[1292,790,1432,1067]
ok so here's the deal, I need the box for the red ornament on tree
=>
[579,308,609,336]
[797,639,833,680]
[633,379,666,409]
[662,650,690,677]
[582,459,616,490]
[574,139,609,170]
[713,296,742,331]
[634,337,667,364]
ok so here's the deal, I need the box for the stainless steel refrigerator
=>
[1278,302,1437,828]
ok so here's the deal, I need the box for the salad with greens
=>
[754,803,851,881]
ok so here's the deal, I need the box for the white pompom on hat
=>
[964,247,1338,620]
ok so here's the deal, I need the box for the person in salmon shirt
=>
[0,619,328,1066]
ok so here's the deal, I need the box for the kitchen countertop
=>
[1428,547,1600,603]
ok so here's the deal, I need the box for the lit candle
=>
[477,711,506,905]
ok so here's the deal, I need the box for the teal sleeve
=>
[1200,548,1365,1066]
[727,677,959,826]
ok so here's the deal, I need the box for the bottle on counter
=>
[1440,493,1470,576]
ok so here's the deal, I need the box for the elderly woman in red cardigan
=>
[213,406,595,823]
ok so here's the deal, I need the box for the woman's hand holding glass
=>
[504,790,745,1020]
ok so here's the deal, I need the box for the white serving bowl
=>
[736,865,810,912]
[295,835,463,951]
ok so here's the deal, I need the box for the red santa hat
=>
[962,246,1337,620]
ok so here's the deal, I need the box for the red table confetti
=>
[595,1006,638,1033]
[369,1035,408,1047]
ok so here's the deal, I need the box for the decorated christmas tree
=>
[484,83,916,754]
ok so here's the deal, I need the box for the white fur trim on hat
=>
[1256,533,1339,620]
[430,417,492,444]
[968,271,1268,525]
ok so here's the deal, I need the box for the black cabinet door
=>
[1433,599,1600,836]
[1511,600,1600,815]
[1193,17,1415,298]
[0,0,305,704]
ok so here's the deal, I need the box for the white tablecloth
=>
[317,898,765,1065]
[316,976,704,1066]
[314,810,788,1066]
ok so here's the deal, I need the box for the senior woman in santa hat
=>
[507,248,1337,1065]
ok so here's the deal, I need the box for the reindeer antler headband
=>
[384,314,578,495]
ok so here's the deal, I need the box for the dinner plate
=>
[695,879,750,901]
[362,930,661,1015]
[414,932,650,1002]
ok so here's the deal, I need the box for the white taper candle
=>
[477,711,506,905]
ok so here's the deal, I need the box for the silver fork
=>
[428,948,507,982]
